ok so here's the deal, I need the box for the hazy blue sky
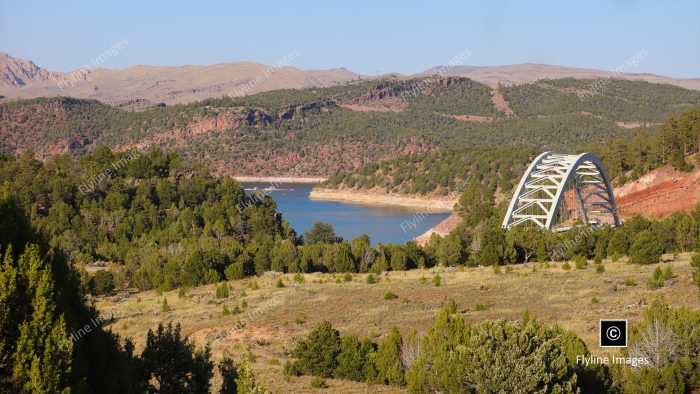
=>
[1,0,698,77]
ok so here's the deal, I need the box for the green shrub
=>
[293,273,305,283]
[406,306,581,393]
[221,305,230,316]
[575,255,587,269]
[366,274,376,284]
[433,274,441,287]
[343,273,353,282]
[310,377,328,388]
[283,361,301,376]
[215,282,229,299]
[224,262,245,280]
[624,278,637,286]
[333,335,376,382]
[384,291,398,300]
[692,253,700,270]
[625,299,700,392]
[629,230,663,264]
[562,262,571,271]
[595,263,605,273]
[647,267,665,289]
[475,302,490,311]
[91,270,115,295]
[161,297,171,312]
[248,280,259,290]
[611,251,621,262]
[591,295,599,304]
[276,278,285,288]
[375,327,404,386]
[493,264,501,274]
[178,287,187,298]
[290,322,341,377]
[661,266,673,280]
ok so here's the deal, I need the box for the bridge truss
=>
[502,152,620,230]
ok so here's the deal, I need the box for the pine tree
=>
[375,327,404,386]
[10,246,72,393]
[291,321,341,377]
[141,322,213,393]
[536,238,548,262]
[333,334,366,381]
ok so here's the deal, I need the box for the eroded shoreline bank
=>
[309,188,456,212]
[234,176,327,184]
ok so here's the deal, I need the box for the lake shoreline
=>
[309,188,456,212]
[234,176,327,184]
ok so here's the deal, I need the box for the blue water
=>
[243,183,450,245]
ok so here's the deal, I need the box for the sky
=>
[1,0,699,77]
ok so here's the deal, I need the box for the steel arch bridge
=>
[502,152,620,230]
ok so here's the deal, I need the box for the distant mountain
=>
[0,52,64,87]
[0,52,360,105]
[418,63,700,91]
[1,53,699,106]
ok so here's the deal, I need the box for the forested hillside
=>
[323,108,700,196]
[2,77,698,177]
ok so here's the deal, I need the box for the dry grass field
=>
[96,254,699,393]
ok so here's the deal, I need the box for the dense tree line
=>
[0,147,296,292]
[588,108,700,183]
[449,197,700,268]
[321,146,534,196]
[501,78,700,122]
[322,107,700,196]
[0,193,267,393]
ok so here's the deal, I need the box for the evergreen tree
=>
[629,230,663,264]
[291,322,341,377]
[304,222,340,244]
[141,322,214,393]
[333,334,366,381]
[375,327,404,386]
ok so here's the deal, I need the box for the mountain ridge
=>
[2,52,699,105]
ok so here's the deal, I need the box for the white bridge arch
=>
[502,152,620,230]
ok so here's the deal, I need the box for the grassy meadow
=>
[96,254,699,393]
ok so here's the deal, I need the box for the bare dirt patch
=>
[491,90,515,116]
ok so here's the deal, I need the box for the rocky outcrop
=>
[278,100,335,120]
[113,99,166,111]
[0,52,63,87]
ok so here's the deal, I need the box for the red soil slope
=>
[614,166,700,220]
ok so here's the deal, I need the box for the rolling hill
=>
[2,52,699,106]
[1,75,699,179]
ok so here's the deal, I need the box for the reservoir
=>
[242,183,450,245]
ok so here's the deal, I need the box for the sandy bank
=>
[309,188,456,211]
[234,176,327,184]
[413,212,463,245]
